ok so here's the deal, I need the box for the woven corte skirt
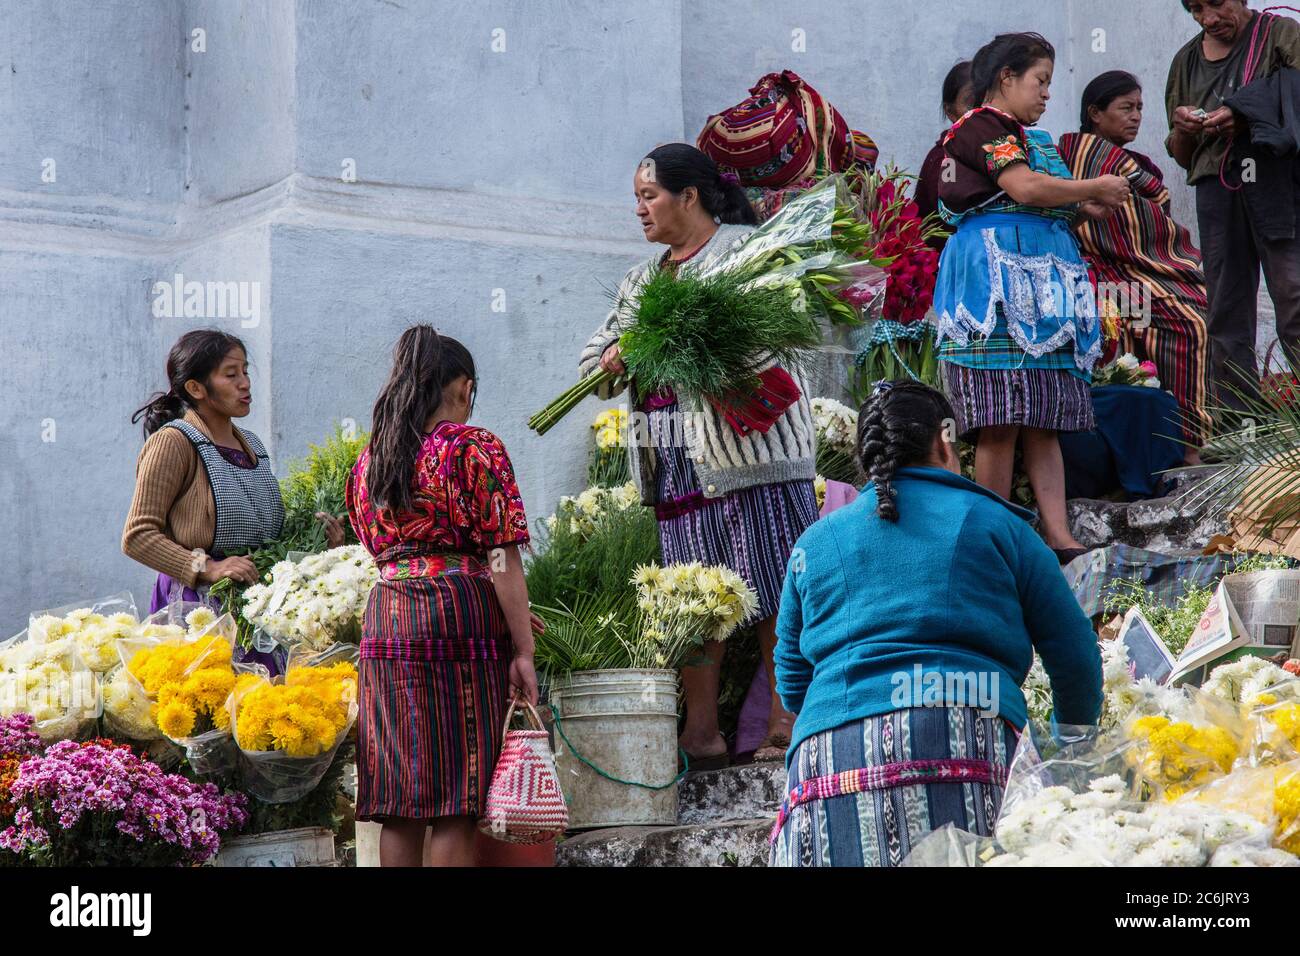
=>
[769,707,1018,868]
[941,363,1094,439]
[356,657,509,821]
[649,402,817,622]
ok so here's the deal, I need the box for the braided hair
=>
[856,381,956,522]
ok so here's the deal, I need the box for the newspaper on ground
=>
[1117,607,1177,685]
[1169,569,1300,683]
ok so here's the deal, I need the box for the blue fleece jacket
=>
[774,466,1102,765]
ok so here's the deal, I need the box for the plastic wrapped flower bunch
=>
[630,562,758,670]
[234,660,358,758]
[988,775,1292,867]
[1092,353,1161,389]
[0,632,100,744]
[546,483,641,538]
[28,608,141,675]
[1098,638,1187,732]
[124,607,237,742]
[241,545,378,651]
[1125,707,1242,801]
[1202,655,1299,713]
[810,397,859,485]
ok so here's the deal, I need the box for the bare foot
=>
[679,732,727,760]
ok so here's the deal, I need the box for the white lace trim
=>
[933,227,1102,372]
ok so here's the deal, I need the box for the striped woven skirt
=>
[941,363,1095,439]
[648,402,817,622]
[356,657,510,821]
[769,707,1019,867]
[356,569,513,821]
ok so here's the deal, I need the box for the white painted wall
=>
[0,0,1242,634]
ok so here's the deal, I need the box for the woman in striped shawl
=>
[1058,71,1212,456]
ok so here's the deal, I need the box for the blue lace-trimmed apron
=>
[933,127,1101,372]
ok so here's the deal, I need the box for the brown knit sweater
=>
[121,410,257,587]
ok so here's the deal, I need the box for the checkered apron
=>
[163,420,285,553]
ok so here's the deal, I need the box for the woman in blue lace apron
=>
[934,33,1133,563]
[123,330,344,673]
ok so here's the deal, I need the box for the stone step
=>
[677,762,785,825]
[557,818,772,867]
[1068,469,1228,553]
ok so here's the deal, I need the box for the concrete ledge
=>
[557,818,773,867]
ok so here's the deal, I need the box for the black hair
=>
[969,32,1056,103]
[366,325,476,515]
[942,60,974,119]
[640,143,758,226]
[1080,70,1142,132]
[131,329,248,437]
[856,381,955,522]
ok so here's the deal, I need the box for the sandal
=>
[752,732,791,764]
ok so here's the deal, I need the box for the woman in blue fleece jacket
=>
[769,381,1101,868]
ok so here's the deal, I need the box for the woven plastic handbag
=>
[479,696,569,845]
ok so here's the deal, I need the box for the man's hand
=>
[1172,105,1207,136]
[1202,106,1237,138]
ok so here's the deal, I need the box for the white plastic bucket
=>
[549,668,679,828]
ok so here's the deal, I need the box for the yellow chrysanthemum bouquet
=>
[1124,691,1246,801]
[1181,758,1300,855]
[630,562,758,670]
[588,408,631,487]
[230,645,358,803]
[114,606,244,772]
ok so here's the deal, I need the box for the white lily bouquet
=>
[631,562,759,670]
[242,545,379,651]
[811,396,860,486]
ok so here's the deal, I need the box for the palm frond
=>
[532,591,643,676]
[1175,363,1300,546]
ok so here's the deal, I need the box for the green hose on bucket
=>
[549,704,689,791]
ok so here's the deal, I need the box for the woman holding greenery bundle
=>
[346,326,538,867]
[578,143,819,767]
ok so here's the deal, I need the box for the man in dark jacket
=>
[1166,1,1300,412]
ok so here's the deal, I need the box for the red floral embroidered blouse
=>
[346,421,530,567]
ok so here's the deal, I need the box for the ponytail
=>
[132,328,247,437]
[856,381,956,522]
[367,325,477,514]
[131,391,188,437]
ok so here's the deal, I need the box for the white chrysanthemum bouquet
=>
[546,482,641,538]
[0,603,157,742]
[241,545,378,651]
[987,775,1287,867]
[630,562,758,670]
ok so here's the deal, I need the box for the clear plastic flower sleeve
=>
[229,644,359,803]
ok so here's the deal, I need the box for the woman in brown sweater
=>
[122,330,342,629]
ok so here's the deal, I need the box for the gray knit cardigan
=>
[578,223,817,507]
